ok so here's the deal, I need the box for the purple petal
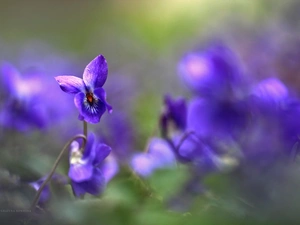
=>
[251,78,288,105]
[187,98,211,137]
[0,62,21,94]
[55,76,84,94]
[71,168,105,197]
[131,153,155,177]
[29,180,51,205]
[148,138,176,168]
[83,55,108,89]
[82,133,95,160]
[101,156,119,183]
[70,180,86,197]
[68,163,93,182]
[94,144,111,165]
[164,95,187,130]
[74,92,106,124]
[178,53,213,93]
[94,87,113,113]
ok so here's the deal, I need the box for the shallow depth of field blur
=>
[1,0,300,224]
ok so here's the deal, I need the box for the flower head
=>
[68,133,111,197]
[55,55,112,124]
[250,77,289,111]
[178,43,244,100]
[29,173,67,206]
[0,62,47,131]
[160,95,187,136]
[131,138,176,177]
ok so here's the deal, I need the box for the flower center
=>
[86,92,94,104]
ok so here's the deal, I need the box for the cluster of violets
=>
[1,41,300,210]
[0,55,118,207]
[131,42,300,196]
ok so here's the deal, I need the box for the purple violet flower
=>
[68,133,111,197]
[0,62,47,131]
[29,173,67,206]
[178,43,244,100]
[186,97,249,139]
[55,55,112,124]
[160,95,187,136]
[250,77,289,111]
[131,138,176,177]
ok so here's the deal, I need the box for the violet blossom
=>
[0,62,47,131]
[68,133,112,197]
[29,173,67,206]
[55,55,112,124]
[131,138,176,177]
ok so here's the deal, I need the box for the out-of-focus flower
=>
[55,55,112,124]
[250,77,288,110]
[131,138,176,177]
[0,62,47,131]
[101,155,119,183]
[186,97,249,139]
[29,173,67,206]
[178,43,244,100]
[160,95,187,137]
[68,133,111,197]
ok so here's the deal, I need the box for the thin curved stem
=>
[83,121,88,140]
[80,121,88,153]
[30,134,87,210]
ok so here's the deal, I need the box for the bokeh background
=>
[1,0,300,224]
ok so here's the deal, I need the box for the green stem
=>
[30,134,87,210]
[83,121,88,139]
[81,121,88,153]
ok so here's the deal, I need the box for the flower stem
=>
[30,134,87,211]
[83,121,88,139]
[80,121,88,153]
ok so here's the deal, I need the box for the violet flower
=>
[160,95,187,137]
[0,62,47,131]
[68,133,111,197]
[250,77,289,112]
[131,138,176,177]
[29,173,67,206]
[178,43,244,100]
[55,55,112,124]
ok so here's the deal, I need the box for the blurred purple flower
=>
[55,55,112,124]
[101,155,119,183]
[160,95,187,137]
[186,97,249,139]
[131,138,176,177]
[29,173,67,206]
[250,77,288,111]
[0,62,47,131]
[178,43,244,100]
[99,112,135,161]
[68,133,111,197]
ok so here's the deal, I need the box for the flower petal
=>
[148,138,176,168]
[164,94,187,130]
[94,87,113,113]
[94,144,111,165]
[101,156,119,183]
[131,153,155,177]
[74,92,106,124]
[82,133,95,160]
[83,55,108,89]
[71,168,105,197]
[0,62,22,95]
[68,163,93,182]
[55,76,84,94]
